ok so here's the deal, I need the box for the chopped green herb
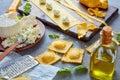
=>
[74,65,88,73]
[57,68,72,74]
[48,33,59,38]
[116,34,120,43]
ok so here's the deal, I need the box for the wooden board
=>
[18,1,118,41]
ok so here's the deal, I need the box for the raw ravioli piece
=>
[31,0,80,30]
[61,48,84,64]
[35,50,61,65]
[48,39,73,54]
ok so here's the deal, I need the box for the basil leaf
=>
[75,65,88,73]
[23,3,32,14]
[57,68,72,74]
[24,9,31,14]
[24,3,32,9]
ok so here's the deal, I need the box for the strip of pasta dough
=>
[58,0,107,26]
[31,0,81,30]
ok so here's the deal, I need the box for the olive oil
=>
[90,26,118,80]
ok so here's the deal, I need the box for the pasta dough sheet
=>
[31,0,80,30]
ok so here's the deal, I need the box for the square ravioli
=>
[61,48,84,64]
[35,50,61,65]
[48,39,73,54]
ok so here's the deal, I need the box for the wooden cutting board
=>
[18,1,118,41]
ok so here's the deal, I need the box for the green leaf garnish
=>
[24,3,32,9]
[74,65,88,73]
[17,14,25,20]
[24,9,31,14]
[57,68,72,74]
[48,33,59,38]
[23,3,32,14]
[116,34,120,43]
[17,15,23,19]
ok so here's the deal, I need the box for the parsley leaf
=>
[116,34,120,43]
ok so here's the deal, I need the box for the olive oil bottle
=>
[90,26,118,80]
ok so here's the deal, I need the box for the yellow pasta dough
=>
[61,48,84,64]
[88,8,106,18]
[80,0,108,9]
[78,22,97,39]
[35,50,61,65]
[31,0,80,30]
[48,39,73,54]
[12,77,31,80]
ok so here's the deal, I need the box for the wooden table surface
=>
[0,0,120,80]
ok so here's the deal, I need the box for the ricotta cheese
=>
[53,10,60,17]
[1,15,41,48]
[39,0,46,4]
[0,12,22,38]
[46,3,53,10]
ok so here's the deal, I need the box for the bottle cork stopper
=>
[102,26,112,45]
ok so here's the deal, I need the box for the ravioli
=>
[35,50,61,65]
[31,0,80,30]
[78,22,97,39]
[48,39,73,54]
[61,48,84,64]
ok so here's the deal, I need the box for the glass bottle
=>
[90,26,118,80]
